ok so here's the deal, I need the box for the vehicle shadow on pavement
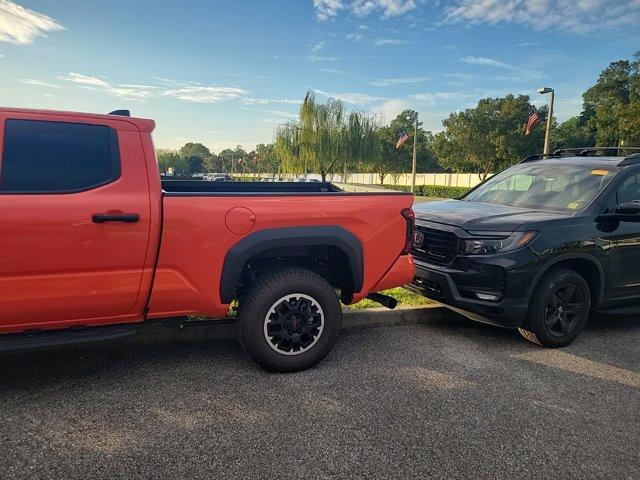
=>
[0,311,637,392]
[0,338,252,393]
[585,312,640,331]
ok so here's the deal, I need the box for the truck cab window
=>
[1,119,120,193]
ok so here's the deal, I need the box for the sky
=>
[1,0,640,152]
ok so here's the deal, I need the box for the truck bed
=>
[161,180,342,194]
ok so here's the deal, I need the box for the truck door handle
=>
[92,213,140,223]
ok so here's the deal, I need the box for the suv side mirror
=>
[597,201,640,223]
[616,201,640,215]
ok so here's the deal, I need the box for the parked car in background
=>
[0,107,415,372]
[408,148,640,347]
[204,173,232,182]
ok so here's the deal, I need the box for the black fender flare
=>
[526,253,606,306]
[220,226,364,303]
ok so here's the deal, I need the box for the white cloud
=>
[59,72,110,88]
[0,0,64,45]
[318,68,349,75]
[444,73,474,81]
[315,89,386,105]
[346,32,363,41]
[369,76,430,87]
[18,78,62,88]
[46,71,297,107]
[241,97,301,105]
[314,0,418,20]
[242,108,298,119]
[306,55,341,62]
[110,85,158,101]
[374,37,410,46]
[444,0,640,32]
[59,72,233,102]
[163,85,248,103]
[459,56,543,82]
[460,56,512,69]
[375,98,409,123]
[410,91,472,105]
[314,0,344,20]
[310,41,325,52]
[116,84,160,89]
[262,53,341,63]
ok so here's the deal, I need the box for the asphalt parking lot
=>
[0,311,638,480]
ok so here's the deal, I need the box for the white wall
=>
[240,172,492,187]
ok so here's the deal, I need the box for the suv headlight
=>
[460,231,538,255]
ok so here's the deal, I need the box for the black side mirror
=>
[616,201,640,215]
[597,201,640,223]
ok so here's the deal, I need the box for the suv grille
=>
[412,226,459,266]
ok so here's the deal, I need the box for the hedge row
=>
[382,184,470,198]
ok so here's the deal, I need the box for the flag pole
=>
[411,114,418,194]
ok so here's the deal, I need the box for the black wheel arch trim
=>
[526,253,605,307]
[220,226,364,303]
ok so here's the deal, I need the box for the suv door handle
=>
[92,213,140,223]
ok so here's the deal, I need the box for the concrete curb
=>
[129,305,460,345]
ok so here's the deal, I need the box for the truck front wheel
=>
[237,268,342,372]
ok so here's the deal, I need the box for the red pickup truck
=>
[0,108,415,371]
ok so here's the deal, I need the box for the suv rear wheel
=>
[518,268,591,347]
[237,268,342,372]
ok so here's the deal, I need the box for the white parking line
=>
[514,350,640,389]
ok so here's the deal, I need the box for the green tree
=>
[555,116,595,149]
[218,148,238,172]
[185,155,206,174]
[582,51,640,146]
[179,142,211,159]
[277,92,348,181]
[253,143,281,175]
[431,95,545,180]
[373,110,438,183]
[276,91,392,182]
[156,149,186,174]
[178,142,218,173]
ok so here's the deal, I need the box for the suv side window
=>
[1,119,120,193]
[616,172,640,205]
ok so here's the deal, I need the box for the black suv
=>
[407,148,640,347]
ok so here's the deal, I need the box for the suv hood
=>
[414,199,567,233]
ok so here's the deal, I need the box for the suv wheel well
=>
[235,245,355,303]
[546,259,602,308]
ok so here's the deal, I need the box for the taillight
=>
[401,207,415,254]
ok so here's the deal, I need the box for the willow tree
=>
[275,91,381,181]
[275,121,301,177]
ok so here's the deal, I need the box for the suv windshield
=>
[462,161,617,211]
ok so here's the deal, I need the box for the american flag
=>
[396,131,410,149]
[525,113,540,135]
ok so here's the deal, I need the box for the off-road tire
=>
[237,268,342,372]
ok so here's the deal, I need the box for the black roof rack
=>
[618,153,640,167]
[520,153,561,163]
[573,146,640,156]
[108,109,130,116]
[520,146,640,163]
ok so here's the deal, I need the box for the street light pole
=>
[411,114,418,193]
[538,87,555,155]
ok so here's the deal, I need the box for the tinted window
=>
[1,119,120,193]
[617,173,640,205]
[463,162,616,211]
